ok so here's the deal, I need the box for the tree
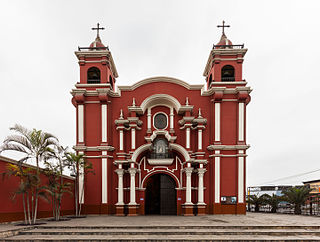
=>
[64,152,94,216]
[264,194,282,213]
[43,147,72,221]
[247,194,268,212]
[2,163,47,225]
[0,124,58,224]
[282,186,312,215]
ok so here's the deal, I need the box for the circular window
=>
[154,113,168,130]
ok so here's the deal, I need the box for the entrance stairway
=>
[2,225,320,241]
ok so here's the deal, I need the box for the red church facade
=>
[71,25,251,216]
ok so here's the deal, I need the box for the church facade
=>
[71,24,251,216]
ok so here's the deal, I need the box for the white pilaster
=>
[78,151,84,204]
[101,151,107,204]
[116,168,124,205]
[119,130,124,151]
[197,168,206,204]
[186,128,190,149]
[214,103,220,142]
[128,168,137,205]
[131,128,136,150]
[214,150,220,203]
[198,129,203,150]
[184,167,193,205]
[170,107,174,130]
[101,104,107,143]
[238,150,245,203]
[147,108,151,131]
[238,102,244,141]
[78,105,84,143]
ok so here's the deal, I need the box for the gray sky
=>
[1,0,320,186]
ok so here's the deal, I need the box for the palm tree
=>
[282,186,312,215]
[264,194,282,213]
[64,152,94,216]
[247,194,268,212]
[0,124,58,224]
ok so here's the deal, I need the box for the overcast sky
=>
[1,0,320,186]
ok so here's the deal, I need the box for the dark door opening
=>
[145,174,177,215]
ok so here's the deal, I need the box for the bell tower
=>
[76,23,118,89]
[204,21,251,214]
[203,21,247,89]
[71,23,118,214]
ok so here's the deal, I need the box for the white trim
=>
[147,108,151,130]
[119,130,124,151]
[101,151,107,204]
[214,150,220,203]
[140,94,181,114]
[238,150,244,203]
[140,169,181,189]
[131,128,136,150]
[198,129,202,150]
[170,107,174,130]
[79,151,84,204]
[238,103,244,141]
[101,104,107,143]
[78,105,84,143]
[186,128,190,149]
[131,143,191,163]
[153,111,169,130]
[214,103,220,141]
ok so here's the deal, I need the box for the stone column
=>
[170,107,174,133]
[197,167,206,215]
[147,108,152,133]
[238,102,245,143]
[128,167,138,216]
[115,168,124,216]
[183,167,194,216]
[101,104,107,143]
[214,102,220,143]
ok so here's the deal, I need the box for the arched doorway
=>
[145,173,177,215]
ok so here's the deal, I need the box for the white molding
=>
[119,130,124,151]
[170,107,174,130]
[214,103,220,142]
[131,143,191,163]
[186,128,190,149]
[238,150,244,203]
[78,105,84,143]
[214,150,220,203]
[79,151,84,204]
[131,128,136,150]
[238,102,244,141]
[102,151,107,204]
[198,129,203,150]
[101,104,107,143]
[147,108,151,130]
[140,94,181,114]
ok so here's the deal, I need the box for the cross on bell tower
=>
[92,23,105,40]
[217,20,230,36]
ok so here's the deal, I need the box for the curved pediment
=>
[117,76,203,91]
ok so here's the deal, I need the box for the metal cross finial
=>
[92,23,105,38]
[217,20,230,36]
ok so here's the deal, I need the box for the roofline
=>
[0,155,75,180]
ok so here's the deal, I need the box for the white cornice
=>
[118,76,204,91]
[207,144,250,151]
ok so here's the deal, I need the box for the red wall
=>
[0,156,75,222]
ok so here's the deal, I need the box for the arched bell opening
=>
[221,65,235,82]
[87,67,101,83]
[145,173,177,215]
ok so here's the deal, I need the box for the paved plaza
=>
[1,213,320,241]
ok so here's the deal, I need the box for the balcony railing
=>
[221,77,235,82]
[213,44,244,49]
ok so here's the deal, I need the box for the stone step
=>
[18,228,320,236]
[33,225,320,230]
[3,234,320,241]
